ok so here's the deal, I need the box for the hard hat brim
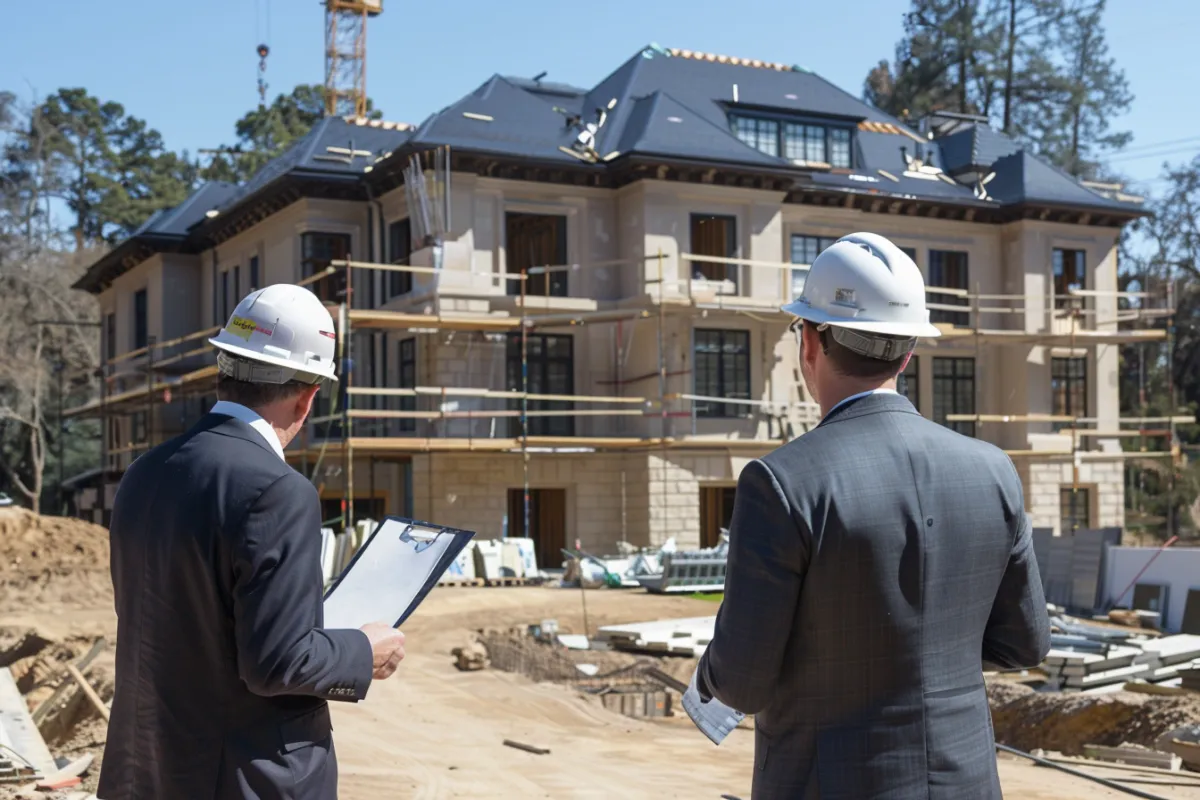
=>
[209,337,339,382]
[780,301,943,338]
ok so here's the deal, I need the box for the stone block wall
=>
[1026,459,1124,534]
[409,451,651,555]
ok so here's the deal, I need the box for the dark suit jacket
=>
[98,413,374,800]
[697,393,1050,800]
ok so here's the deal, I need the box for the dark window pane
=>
[506,213,568,297]
[928,250,969,326]
[693,328,751,418]
[1060,487,1091,532]
[932,357,975,436]
[1053,248,1086,310]
[789,234,837,298]
[506,333,574,436]
[829,128,852,167]
[388,219,413,299]
[301,232,351,303]
[1051,357,1087,432]
[133,289,148,350]
[389,338,416,435]
[732,116,779,156]
[690,214,738,290]
[249,256,260,291]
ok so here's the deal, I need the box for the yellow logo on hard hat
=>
[227,316,274,341]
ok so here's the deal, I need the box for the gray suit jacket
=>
[697,393,1050,800]
[99,414,374,800]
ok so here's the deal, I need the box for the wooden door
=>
[699,486,736,549]
[507,487,568,569]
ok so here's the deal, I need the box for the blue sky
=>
[1,0,1196,195]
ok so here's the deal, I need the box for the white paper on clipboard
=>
[322,517,476,630]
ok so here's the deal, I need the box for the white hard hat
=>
[209,284,339,384]
[781,232,941,358]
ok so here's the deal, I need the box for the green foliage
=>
[201,84,382,184]
[1118,154,1200,537]
[3,88,195,248]
[865,0,1132,179]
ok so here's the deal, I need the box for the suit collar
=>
[191,413,284,461]
[816,391,919,428]
[209,401,285,461]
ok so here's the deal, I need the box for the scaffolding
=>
[62,246,1190,538]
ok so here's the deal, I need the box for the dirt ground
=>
[2,511,1199,799]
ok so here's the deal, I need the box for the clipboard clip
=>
[398,523,442,554]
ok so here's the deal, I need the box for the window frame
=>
[789,234,838,300]
[928,249,970,327]
[1052,248,1087,310]
[104,312,116,362]
[932,356,975,436]
[133,288,148,351]
[397,337,417,434]
[690,214,739,291]
[506,333,575,436]
[300,231,353,304]
[387,218,413,300]
[731,113,855,168]
[1060,486,1092,533]
[692,328,752,419]
[1051,356,1088,431]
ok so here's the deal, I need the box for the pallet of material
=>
[1179,667,1200,692]
[1081,743,1182,771]
[596,616,715,657]
[437,578,484,588]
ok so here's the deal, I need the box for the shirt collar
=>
[826,387,898,418]
[210,401,286,461]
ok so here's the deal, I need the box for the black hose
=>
[995,743,1172,800]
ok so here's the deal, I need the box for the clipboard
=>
[322,516,476,630]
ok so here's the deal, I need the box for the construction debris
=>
[450,641,489,672]
[1041,622,1200,692]
[595,616,714,657]
[502,739,549,756]
[1080,743,1181,771]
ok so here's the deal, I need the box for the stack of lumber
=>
[595,616,715,657]
[1041,626,1200,693]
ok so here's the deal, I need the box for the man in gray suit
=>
[695,233,1050,799]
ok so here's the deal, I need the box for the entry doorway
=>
[507,488,567,569]
[699,486,736,549]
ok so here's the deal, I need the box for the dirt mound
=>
[990,688,1200,755]
[0,508,111,610]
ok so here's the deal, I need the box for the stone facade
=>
[1025,458,1125,535]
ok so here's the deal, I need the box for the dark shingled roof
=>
[78,45,1146,294]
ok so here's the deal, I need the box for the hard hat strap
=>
[829,327,916,361]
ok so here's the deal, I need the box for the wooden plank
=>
[1082,744,1181,771]
[0,667,54,775]
[31,638,106,725]
[65,665,109,722]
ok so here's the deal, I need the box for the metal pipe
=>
[994,743,1171,800]
[521,268,530,541]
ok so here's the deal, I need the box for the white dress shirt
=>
[210,400,286,461]
[826,387,898,417]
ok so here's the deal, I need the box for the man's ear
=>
[800,323,821,368]
[297,384,321,420]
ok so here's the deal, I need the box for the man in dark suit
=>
[100,285,406,800]
[696,233,1050,799]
